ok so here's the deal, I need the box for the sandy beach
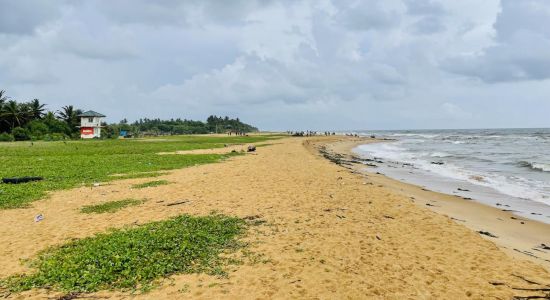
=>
[1,136,550,299]
[326,137,550,271]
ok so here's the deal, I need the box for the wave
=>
[388,133,439,139]
[430,152,451,158]
[354,143,550,205]
[517,161,550,172]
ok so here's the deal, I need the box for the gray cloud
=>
[0,0,548,130]
[335,1,401,31]
[410,16,445,34]
[0,0,64,34]
[404,0,445,16]
[443,0,550,82]
[95,0,275,27]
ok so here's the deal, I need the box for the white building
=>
[78,110,106,139]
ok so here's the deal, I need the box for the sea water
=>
[352,128,550,223]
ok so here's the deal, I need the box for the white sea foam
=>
[430,152,451,158]
[532,163,550,172]
[355,137,550,206]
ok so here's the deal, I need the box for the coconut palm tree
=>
[0,90,9,133]
[29,99,46,119]
[0,90,7,104]
[57,105,74,124]
[56,105,82,133]
[3,100,24,130]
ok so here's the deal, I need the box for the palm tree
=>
[0,90,7,104]
[3,100,23,130]
[29,99,46,119]
[57,105,74,124]
[0,90,9,133]
[56,105,82,133]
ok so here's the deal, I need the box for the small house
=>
[78,110,106,139]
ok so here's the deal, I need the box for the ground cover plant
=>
[0,135,280,209]
[131,180,170,189]
[1,214,246,293]
[80,198,145,214]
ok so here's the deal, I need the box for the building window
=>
[88,117,94,123]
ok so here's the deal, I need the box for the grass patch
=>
[131,180,170,189]
[80,199,145,214]
[109,171,168,180]
[0,135,281,209]
[1,214,247,293]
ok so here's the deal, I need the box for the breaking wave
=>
[517,161,550,172]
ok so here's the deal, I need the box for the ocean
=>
[352,128,550,223]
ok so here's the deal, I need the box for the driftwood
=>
[2,176,43,184]
[165,200,189,207]
[513,296,550,300]
[477,231,498,238]
[490,274,550,299]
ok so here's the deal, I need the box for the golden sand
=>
[326,138,550,271]
[1,136,549,299]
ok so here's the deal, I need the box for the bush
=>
[43,133,68,141]
[0,133,14,142]
[11,127,30,141]
[27,120,49,138]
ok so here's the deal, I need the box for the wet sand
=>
[326,137,550,271]
[1,136,550,299]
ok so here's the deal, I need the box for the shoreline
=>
[322,137,550,271]
[2,136,550,298]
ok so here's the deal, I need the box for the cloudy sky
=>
[1,0,549,130]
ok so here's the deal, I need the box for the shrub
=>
[0,133,14,142]
[11,127,30,141]
[27,120,49,138]
[43,133,67,141]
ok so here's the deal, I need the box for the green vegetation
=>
[131,180,170,189]
[0,90,80,140]
[2,214,247,293]
[0,134,278,209]
[80,198,145,214]
[0,89,257,141]
[107,115,258,138]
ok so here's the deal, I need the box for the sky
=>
[1,0,550,131]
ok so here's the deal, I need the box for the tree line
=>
[104,115,258,138]
[0,90,258,141]
[0,90,83,141]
